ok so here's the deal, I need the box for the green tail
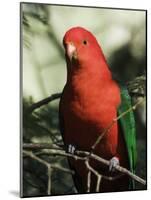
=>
[118,86,137,190]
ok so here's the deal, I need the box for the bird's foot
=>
[109,156,119,172]
[67,144,76,154]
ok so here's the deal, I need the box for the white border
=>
[0,0,150,199]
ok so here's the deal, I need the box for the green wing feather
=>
[118,86,137,189]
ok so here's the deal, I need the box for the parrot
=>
[59,26,136,193]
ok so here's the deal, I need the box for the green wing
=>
[118,86,137,189]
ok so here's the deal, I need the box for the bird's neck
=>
[66,58,112,88]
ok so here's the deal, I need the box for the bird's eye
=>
[83,40,87,45]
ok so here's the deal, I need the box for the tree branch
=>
[23,143,146,186]
[26,93,61,113]
[23,149,74,195]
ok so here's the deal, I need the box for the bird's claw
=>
[67,144,76,154]
[109,156,119,172]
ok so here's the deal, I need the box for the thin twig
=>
[91,98,145,151]
[26,93,61,113]
[87,171,91,192]
[23,150,74,175]
[23,143,63,150]
[47,165,52,195]
[23,143,85,161]
[85,160,102,192]
[23,150,50,166]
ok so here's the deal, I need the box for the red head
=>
[63,27,111,81]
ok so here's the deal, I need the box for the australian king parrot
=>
[59,27,137,193]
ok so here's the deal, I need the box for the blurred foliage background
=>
[22,3,146,197]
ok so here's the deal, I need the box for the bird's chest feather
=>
[62,78,120,155]
[64,77,119,126]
